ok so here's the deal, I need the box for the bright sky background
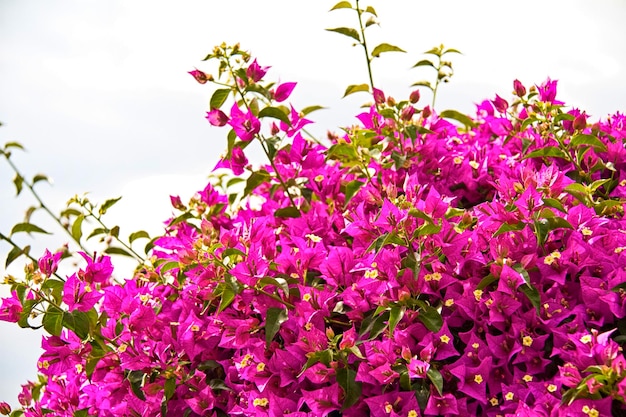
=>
[0,0,625,407]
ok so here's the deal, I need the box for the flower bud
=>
[513,79,526,97]
[0,402,11,415]
[270,122,280,136]
[572,112,587,131]
[205,109,229,127]
[373,88,385,105]
[188,69,211,84]
[401,105,415,121]
[492,94,508,113]
[386,96,396,107]
[422,106,432,118]
[170,195,185,210]
[409,89,421,104]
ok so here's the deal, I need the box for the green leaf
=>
[443,47,462,55]
[416,302,443,332]
[43,307,64,336]
[5,246,24,268]
[159,261,180,274]
[417,222,442,236]
[364,5,377,16]
[543,198,567,213]
[72,215,85,242]
[524,146,570,160]
[274,206,301,218]
[164,378,176,400]
[371,43,406,58]
[343,83,370,98]
[104,246,134,258]
[41,279,65,302]
[73,409,90,417]
[244,170,271,196]
[210,88,231,110]
[99,196,122,216]
[427,368,444,395]
[337,367,362,410]
[329,1,352,10]
[440,109,476,128]
[218,287,236,312]
[388,305,405,337]
[589,178,611,193]
[424,45,444,56]
[363,310,390,340]
[493,221,526,237]
[127,370,146,401]
[570,134,607,153]
[411,80,433,90]
[86,227,108,241]
[257,277,290,295]
[326,27,361,43]
[520,283,541,314]
[129,230,150,243]
[412,59,435,69]
[17,298,37,329]
[258,106,291,125]
[477,273,497,290]
[344,180,365,207]
[265,307,288,349]
[366,231,405,254]
[4,141,24,151]
[11,222,51,236]
[13,174,23,196]
[300,105,326,116]
[564,183,591,205]
[63,310,95,340]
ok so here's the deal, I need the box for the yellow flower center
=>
[522,336,533,347]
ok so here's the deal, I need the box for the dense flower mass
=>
[2,39,626,417]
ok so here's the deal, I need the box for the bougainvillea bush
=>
[2,3,626,417]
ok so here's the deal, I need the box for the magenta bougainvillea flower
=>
[227,103,260,141]
[246,58,269,83]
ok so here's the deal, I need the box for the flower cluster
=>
[2,44,626,417]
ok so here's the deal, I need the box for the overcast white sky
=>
[1,0,625,407]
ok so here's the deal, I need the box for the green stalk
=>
[355,0,375,93]
[3,153,90,254]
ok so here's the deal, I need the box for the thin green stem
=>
[355,0,375,93]
[431,57,442,109]
[3,153,90,253]
[257,287,295,309]
[82,206,145,262]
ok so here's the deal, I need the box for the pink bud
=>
[492,94,508,113]
[0,402,11,416]
[188,69,210,84]
[205,109,229,126]
[270,122,280,136]
[573,112,587,131]
[401,105,415,121]
[422,106,432,118]
[373,87,385,105]
[513,79,526,97]
[409,89,421,104]
[170,195,185,210]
